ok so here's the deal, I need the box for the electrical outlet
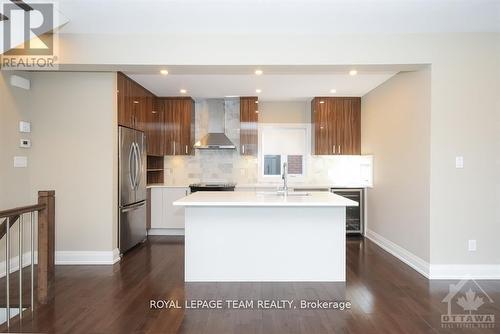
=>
[455,156,464,169]
[468,239,477,252]
[165,168,172,178]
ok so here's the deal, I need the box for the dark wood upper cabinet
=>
[337,98,361,155]
[133,84,147,132]
[240,96,259,156]
[311,98,333,155]
[117,72,134,128]
[117,72,164,156]
[311,97,361,155]
[145,97,164,156]
[160,97,195,156]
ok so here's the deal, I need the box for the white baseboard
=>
[366,229,500,280]
[55,248,121,265]
[0,252,38,278]
[148,228,185,236]
[0,248,121,274]
[429,264,500,280]
[365,229,430,278]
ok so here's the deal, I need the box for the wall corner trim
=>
[365,229,430,278]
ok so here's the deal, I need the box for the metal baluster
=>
[30,212,34,312]
[19,215,23,319]
[6,217,10,327]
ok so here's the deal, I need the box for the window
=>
[260,125,309,180]
[264,155,281,175]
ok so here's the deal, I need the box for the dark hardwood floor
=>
[1,236,499,333]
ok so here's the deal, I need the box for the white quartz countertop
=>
[173,191,358,207]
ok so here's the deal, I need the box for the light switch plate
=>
[14,156,28,168]
[468,239,477,251]
[19,121,31,133]
[455,156,464,169]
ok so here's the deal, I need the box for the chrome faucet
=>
[282,162,288,195]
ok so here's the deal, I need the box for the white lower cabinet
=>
[150,187,189,232]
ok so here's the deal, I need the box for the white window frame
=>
[258,123,310,182]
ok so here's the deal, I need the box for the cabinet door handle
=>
[185,145,188,154]
[338,145,341,154]
[173,141,176,155]
[242,145,245,154]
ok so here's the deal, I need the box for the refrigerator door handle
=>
[128,143,135,189]
[132,142,139,190]
[121,201,146,213]
[133,142,139,189]
[134,142,143,190]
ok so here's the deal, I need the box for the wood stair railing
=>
[0,190,55,327]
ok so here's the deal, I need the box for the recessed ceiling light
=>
[180,89,187,94]
[330,89,337,93]
[349,69,358,76]
[319,100,325,104]
[160,69,168,75]
[255,69,263,75]
[256,89,262,93]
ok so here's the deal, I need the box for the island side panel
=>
[184,206,346,282]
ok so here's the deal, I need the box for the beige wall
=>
[0,72,35,265]
[362,69,431,262]
[259,101,310,124]
[26,72,117,252]
[0,72,32,210]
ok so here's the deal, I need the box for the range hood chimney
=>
[194,99,236,150]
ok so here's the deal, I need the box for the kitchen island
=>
[173,191,357,282]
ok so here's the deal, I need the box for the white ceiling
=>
[56,0,500,34]
[128,72,397,101]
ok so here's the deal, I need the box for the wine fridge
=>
[331,188,364,234]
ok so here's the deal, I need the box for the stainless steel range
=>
[189,183,236,193]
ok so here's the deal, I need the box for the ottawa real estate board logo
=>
[441,279,495,329]
[1,2,58,70]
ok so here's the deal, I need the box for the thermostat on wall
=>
[19,121,31,133]
[20,139,31,148]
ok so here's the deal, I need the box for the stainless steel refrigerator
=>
[119,126,147,254]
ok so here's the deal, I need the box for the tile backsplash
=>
[164,98,259,185]
[163,98,373,187]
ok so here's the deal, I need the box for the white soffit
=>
[127,72,397,100]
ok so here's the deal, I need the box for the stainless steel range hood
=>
[194,99,236,150]
[194,133,236,149]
